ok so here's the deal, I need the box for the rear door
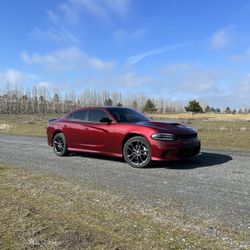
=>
[63,109,88,149]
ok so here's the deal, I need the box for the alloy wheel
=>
[124,137,151,167]
[53,133,67,156]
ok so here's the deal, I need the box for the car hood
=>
[136,121,197,134]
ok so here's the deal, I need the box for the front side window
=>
[88,109,110,123]
[68,110,88,121]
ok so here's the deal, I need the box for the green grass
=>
[1,114,250,151]
[0,165,249,249]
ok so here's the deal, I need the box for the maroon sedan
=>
[47,107,200,168]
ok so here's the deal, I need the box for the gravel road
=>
[0,134,249,229]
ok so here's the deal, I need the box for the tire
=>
[123,136,152,168]
[53,133,68,156]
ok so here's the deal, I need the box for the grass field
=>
[152,112,250,121]
[0,114,55,137]
[1,113,250,151]
[0,165,249,249]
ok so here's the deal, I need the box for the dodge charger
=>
[47,107,200,168]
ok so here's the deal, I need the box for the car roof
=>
[72,106,130,110]
[66,106,131,114]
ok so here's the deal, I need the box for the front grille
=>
[177,145,200,158]
[176,133,197,140]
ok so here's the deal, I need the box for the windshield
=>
[107,108,150,123]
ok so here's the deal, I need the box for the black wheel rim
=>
[126,139,149,166]
[54,136,65,154]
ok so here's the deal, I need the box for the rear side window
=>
[88,109,109,123]
[68,110,88,121]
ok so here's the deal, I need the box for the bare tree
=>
[0,85,193,115]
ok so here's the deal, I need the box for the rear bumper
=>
[150,138,201,161]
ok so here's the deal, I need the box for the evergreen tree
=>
[210,107,216,112]
[104,98,113,106]
[204,105,210,112]
[225,107,231,114]
[185,100,203,113]
[142,99,157,113]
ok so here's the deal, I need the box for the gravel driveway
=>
[0,134,249,230]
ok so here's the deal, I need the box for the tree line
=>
[1,84,249,115]
[0,84,184,114]
[185,100,250,114]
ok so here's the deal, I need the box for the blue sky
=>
[1,0,250,108]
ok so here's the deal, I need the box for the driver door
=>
[82,109,115,152]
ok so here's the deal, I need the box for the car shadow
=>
[151,152,233,170]
[67,151,124,163]
[67,151,233,170]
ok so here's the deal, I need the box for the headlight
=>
[151,133,176,141]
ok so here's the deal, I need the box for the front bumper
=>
[150,137,201,161]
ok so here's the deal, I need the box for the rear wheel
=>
[53,133,68,156]
[123,136,151,168]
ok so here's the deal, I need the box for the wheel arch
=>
[52,130,63,143]
[122,133,149,155]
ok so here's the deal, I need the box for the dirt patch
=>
[0,123,11,130]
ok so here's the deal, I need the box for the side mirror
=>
[100,117,112,124]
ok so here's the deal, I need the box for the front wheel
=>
[53,133,68,156]
[123,136,152,168]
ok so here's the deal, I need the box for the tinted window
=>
[68,110,88,121]
[88,109,109,123]
[107,108,150,123]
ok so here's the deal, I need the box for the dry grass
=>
[0,165,249,250]
[152,112,250,121]
[0,114,57,136]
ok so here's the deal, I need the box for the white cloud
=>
[59,2,81,24]
[32,27,79,44]
[159,63,231,97]
[105,0,130,16]
[182,69,220,93]
[0,69,29,85]
[235,74,250,93]
[127,42,191,65]
[113,28,146,43]
[161,63,191,75]
[35,81,52,89]
[47,10,60,25]
[203,74,250,109]
[229,47,250,62]
[71,0,130,17]
[21,47,116,71]
[211,28,232,49]
[70,0,109,19]
[112,73,150,87]
[47,0,131,25]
